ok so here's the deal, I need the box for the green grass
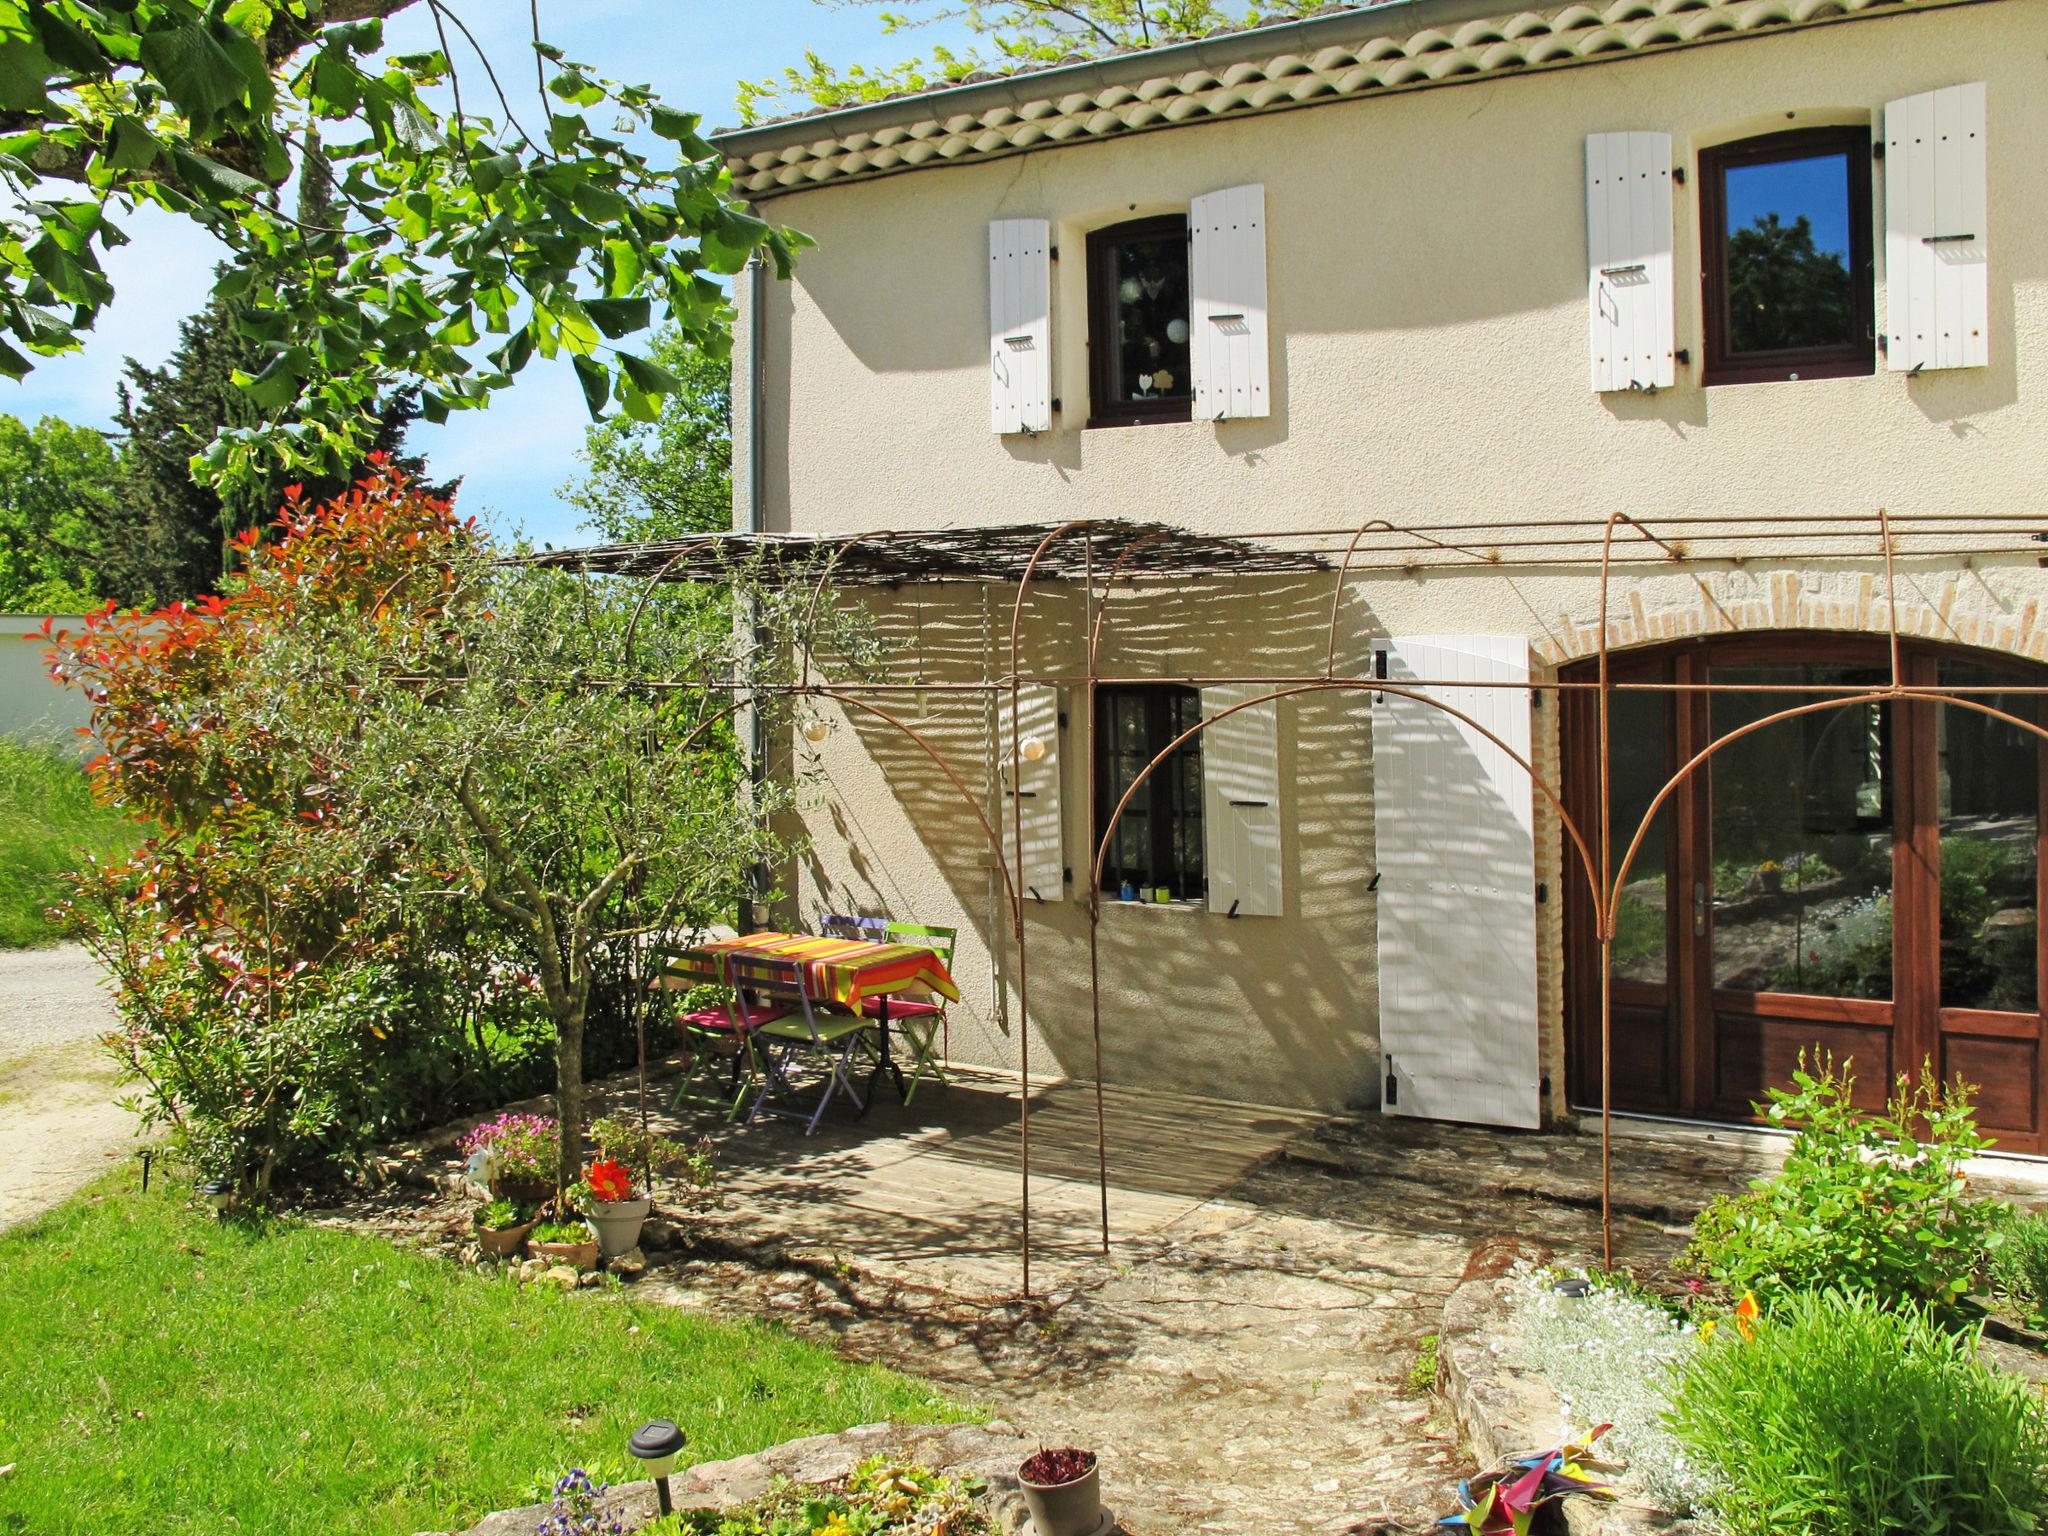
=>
[0,1173,975,1535]
[0,736,138,948]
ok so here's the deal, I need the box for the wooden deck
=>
[608,1066,1323,1296]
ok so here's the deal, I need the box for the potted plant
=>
[1757,859,1785,894]
[582,1117,720,1261]
[583,1157,652,1261]
[529,1214,600,1271]
[459,1112,559,1205]
[1018,1447,1103,1536]
[472,1197,538,1259]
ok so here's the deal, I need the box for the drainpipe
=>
[741,252,769,935]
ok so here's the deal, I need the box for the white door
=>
[1372,636,1541,1129]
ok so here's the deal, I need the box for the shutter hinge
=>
[1373,649,1389,680]
[1062,866,1072,884]
[1385,1061,1398,1106]
[1536,882,1549,904]
[1057,709,1068,729]
[1675,348,1691,366]
[1531,689,1542,711]
[1672,164,1686,185]
[1050,244,1059,259]
[1051,397,1062,413]
[1872,138,1885,161]
[1366,871,1381,892]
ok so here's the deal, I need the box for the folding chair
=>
[746,954,878,1134]
[821,913,957,1105]
[670,951,785,1122]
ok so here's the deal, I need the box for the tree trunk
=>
[554,996,587,1195]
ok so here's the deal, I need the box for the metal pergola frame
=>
[531,507,2048,1293]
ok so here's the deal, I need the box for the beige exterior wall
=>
[745,1,2048,1115]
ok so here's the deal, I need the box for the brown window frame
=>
[1085,214,1193,429]
[1698,126,1876,386]
[1093,684,1205,900]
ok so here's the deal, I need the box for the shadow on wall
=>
[799,569,1391,1112]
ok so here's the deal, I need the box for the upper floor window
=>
[1086,216,1192,427]
[1095,685,1204,899]
[1699,126,1873,385]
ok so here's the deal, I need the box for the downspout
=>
[742,252,769,935]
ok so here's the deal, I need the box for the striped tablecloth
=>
[656,931,960,1010]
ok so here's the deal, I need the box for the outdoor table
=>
[656,930,960,1103]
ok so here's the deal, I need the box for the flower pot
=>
[473,1213,539,1259]
[1760,869,1784,894]
[1019,1455,1103,1536]
[588,1193,652,1260]
[530,1223,600,1272]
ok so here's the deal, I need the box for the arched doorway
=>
[1565,634,2048,1150]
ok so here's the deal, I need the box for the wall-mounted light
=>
[1019,736,1048,763]
[801,717,830,744]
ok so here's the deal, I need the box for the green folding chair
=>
[746,954,879,1134]
[669,952,784,1122]
[821,913,957,1105]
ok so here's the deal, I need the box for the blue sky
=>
[3,1,973,549]
[1724,151,1852,258]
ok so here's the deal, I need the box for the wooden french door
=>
[1565,636,2048,1152]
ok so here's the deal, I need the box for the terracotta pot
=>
[588,1193,652,1260]
[531,1223,600,1272]
[1019,1458,1102,1536]
[473,1213,539,1259]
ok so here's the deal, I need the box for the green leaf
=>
[167,146,265,201]
[322,19,384,53]
[648,106,701,143]
[547,69,604,108]
[700,209,770,275]
[236,351,301,410]
[212,265,256,301]
[138,20,250,132]
[571,354,609,419]
[0,335,32,379]
[618,385,659,424]
[618,352,681,397]
[106,114,160,172]
[0,6,53,112]
[581,296,648,340]
[470,152,518,195]
[30,3,105,76]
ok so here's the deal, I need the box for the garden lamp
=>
[630,1419,687,1515]
[802,716,830,743]
[198,1178,233,1213]
[1019,735,1047,762]
[1553,1275,1592,1299]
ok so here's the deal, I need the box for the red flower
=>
[586,1158,633,1203]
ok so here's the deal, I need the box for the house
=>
[707,0,2048,1149]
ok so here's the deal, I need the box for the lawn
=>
[0,737,138,948]
[0,1172,975,1535]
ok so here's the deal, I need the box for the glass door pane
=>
[1710,665,1894,999]
[1938,663,2039,1013]
[1608,690,1672,985]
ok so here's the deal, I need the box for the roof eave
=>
[710,0,1512,159]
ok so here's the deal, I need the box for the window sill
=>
[1085,406,1195,430]
[1100,896,1207,914]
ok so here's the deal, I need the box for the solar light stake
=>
[198,1177,233,1214]
[629,1419,686,1516]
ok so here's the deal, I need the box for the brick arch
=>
[1531,569,2048,670]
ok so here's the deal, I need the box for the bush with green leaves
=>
[1667,1288,2048,1536]
[1509,1265,1709,1513]
[1681,1055,2005,1311]
[1988,1205,2048,1325]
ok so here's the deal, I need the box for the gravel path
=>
[0,943,141,1230]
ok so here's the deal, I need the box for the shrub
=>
[1509,1265,1709,1513]
[1666,1288,2048,1536]
[461,1114,561,1188]
[1682,1055,2004,1311]
[1989,1206,2048,1324]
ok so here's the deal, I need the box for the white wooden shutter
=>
[989,218,1052,433]
[1372,636,1540,1130]
[998,684,1063,903]
[1202,685,1283,917]
[1885,83,1987,372]
[1584,132,1674,392]
[1190,184,1270,421]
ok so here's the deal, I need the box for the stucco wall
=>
[0,617,86,747]
[746,0,2048,1114]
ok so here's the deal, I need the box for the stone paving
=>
[323,1070,2048,1536]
